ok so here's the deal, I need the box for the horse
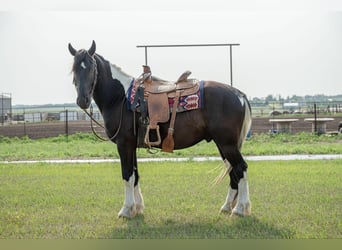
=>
[68,41,252,218]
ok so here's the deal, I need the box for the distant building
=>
[283,103,299,109]
[0,93,12,123]
[283,102,299,112]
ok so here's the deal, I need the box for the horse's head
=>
[68,40,97,109]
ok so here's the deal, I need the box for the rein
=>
[83,105,107,141]
[83,98,125,142]
[82,53,126,142]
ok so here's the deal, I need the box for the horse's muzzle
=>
[77,96,91,109]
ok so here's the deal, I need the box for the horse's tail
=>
[238,96,252,150]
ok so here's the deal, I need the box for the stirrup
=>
[144,125,161,147]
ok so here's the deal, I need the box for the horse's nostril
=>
[77,96,90,109]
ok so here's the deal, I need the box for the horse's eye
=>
[81,61,87,69]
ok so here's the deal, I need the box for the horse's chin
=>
[77,97,91,110]
[79,104,90,110]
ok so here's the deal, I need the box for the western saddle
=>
[132,65,200,152]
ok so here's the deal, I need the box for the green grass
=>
[0,160,341,239]
[243,132,342,155]
[0,132,342,161]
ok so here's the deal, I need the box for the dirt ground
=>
[0,116,341,139]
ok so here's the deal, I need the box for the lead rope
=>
[83,105,107,141]
[83,98,125,142]
[107,97,126,141]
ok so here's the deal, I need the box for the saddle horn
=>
[68,43,77,56]
[88,40,96,56]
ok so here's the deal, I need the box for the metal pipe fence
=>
[0,102,341,139]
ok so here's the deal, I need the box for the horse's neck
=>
[92,56,132,113]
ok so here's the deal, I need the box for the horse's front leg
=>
[132,150,144,215]
[118,170,137,218]
[117,145,144,218]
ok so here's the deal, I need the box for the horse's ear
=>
[88,40,96,56]
[68,43,77,56]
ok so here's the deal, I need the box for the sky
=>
[1,1,342,105]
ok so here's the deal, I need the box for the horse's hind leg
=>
[218,145,251,216]
[220,159,238,213]
[230,160,251,216]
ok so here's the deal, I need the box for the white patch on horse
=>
[238,96,244,106]
[109,64,134,93]
[134,183,144,214]
[220,187,237,213]
[118,174,137,218]
[80,61,87,69]
[219,159,238,213]
[232,171,251,216]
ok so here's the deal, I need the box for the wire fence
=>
[8,108,103,123]
[0,102,341,139]
[250,101,342,117]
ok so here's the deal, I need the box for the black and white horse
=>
[68,41,252,218]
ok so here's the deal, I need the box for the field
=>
[0,133,341,239]
[1,132,342,161]
[0,160,341,239]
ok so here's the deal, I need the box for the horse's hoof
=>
[231,202,251,217]
[118,205,137,219]
[135,204,144,215]
[219,204,232,214]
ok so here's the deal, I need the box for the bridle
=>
[81,53,125,142]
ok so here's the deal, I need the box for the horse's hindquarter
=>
[203,81,246,117]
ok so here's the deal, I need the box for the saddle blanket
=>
[127,80,204,113]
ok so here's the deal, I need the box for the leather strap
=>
[168,90,181,135]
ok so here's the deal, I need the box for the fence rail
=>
[250,101,342,117]
[0,102,341,139]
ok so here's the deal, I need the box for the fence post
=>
[23,108,27,137]
[1,94,3,126]
[65,109,69,141]
[314,103,317,134]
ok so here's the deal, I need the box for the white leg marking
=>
[232,171,251,216]
[220,159,236,213]
[118,174,137,218]
[134,184,144,214]
[220,187,237,213]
